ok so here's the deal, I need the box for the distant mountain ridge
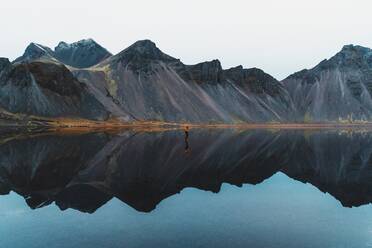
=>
[14,39,112,68]
[2,39,372,124]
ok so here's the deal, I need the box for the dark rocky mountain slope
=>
[0,58,109,120]
[75,40,296,123]
[283,45,372,122]
[5,40,372,124]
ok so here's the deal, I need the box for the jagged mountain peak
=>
[178,59,223,84]
[223,66,282,96]
[317,44,372,70]
[337,44,372,62]
[26,42,53,53]
[56,41,69,49]
[129,39,158,50]
[283,44,372,122]
[122,39,174,59]
[54,38,112,68]
[227,65,244,70]
[225,65,278,82]
[197,59,222,67]
[341,44,371,53]
[14,42,55,63]
[191,59,223,72]
[284,44,372,78]
[55,38,106,51]
[125,39,170,57]
[14,39,112,68]
[106,39,178,68]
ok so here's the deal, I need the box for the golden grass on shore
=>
[41,117,372,132]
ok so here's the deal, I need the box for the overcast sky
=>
[1,0,371,79]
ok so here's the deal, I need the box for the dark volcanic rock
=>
[14,43,56,63]
[283,44,372,122]
[115,40,177,62]
[54,39,112,68]
[181,60,223,84]
[0,60,110,120]
[14,39,112,69]
[10,39,372,124]
[0,58,11,72]
[27,62,82,96]
[224,66,281,95]
[322,45,372,70]
[104,39,179,73]
[5,39,297,123]
[78,39,296,123]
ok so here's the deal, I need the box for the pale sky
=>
[1,0,371,80]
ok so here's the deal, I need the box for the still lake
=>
[0,128,372,248]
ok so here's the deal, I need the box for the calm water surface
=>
[0,128,372,248]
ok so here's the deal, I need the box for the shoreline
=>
[14,118,372,131]
[4,115,372,131]
[1,121,372,140]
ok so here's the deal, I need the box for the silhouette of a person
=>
[184,126,190,153]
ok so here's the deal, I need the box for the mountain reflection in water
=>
[0,128,371,213]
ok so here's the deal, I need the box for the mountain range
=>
[1,39,372,125]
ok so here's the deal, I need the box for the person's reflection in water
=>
[184,126,190,153]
